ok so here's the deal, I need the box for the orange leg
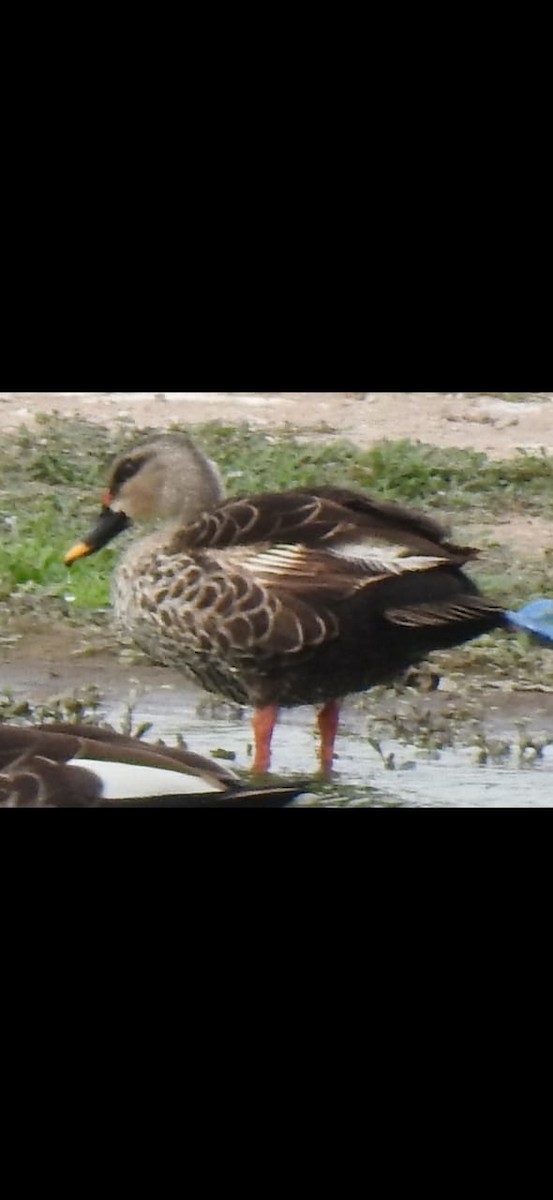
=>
[252,705,280,774]
[318,700,341,775]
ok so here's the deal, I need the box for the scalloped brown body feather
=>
[113,486,504,709]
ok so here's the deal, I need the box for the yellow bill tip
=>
[64,542,93,566]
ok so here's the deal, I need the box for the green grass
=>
[198,424,553,512]
[0,412,552,615]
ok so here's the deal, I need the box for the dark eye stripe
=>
[111,455,146,494]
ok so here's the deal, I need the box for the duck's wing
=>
[169,489,503,656]
[37,722,239,784]
[0,725,304,806]
[181,487,476,562]
[0,726,105,805]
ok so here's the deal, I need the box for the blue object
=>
[505,599,553,645]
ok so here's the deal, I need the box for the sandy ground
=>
[2,391,553,459]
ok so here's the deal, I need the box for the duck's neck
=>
[156,440,225,524]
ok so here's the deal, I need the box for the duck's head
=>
[65,434,224,565]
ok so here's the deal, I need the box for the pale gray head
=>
[106,434,225,524]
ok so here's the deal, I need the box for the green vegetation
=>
[0,683,104,724]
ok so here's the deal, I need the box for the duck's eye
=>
[111,456,144,493]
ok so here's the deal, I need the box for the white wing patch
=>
[240,541,450,580]
[329,541,450,575]
[243,544,314,576]
[77,759,218,799]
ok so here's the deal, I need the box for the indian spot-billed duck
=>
[65,433,513,775]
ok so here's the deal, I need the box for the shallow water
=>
[113,691,553,807]
[3,642,553,806]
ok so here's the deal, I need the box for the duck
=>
[65,432,511,775]
[0,722,305,806]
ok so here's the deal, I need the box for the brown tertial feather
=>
[176,488,477,562]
